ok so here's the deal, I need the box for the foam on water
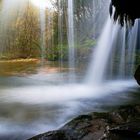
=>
[0,80,137,104]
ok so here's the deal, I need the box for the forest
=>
[0,0,107,61]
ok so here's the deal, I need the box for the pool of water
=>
[0,61,139,140]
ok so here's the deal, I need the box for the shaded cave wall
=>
[110,0,140,25]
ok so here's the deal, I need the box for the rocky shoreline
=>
[28,104,140,140]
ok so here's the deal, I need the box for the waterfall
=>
[118,25,126,78]
[86,17,119,85]
[58,0,64,69]
[30,0,55,65]
[46,12,53,61]
[40,9,46,65]
[67,0,75,81]
[127,21,139,77]
[110,20,139,79]
[86,17,139,85]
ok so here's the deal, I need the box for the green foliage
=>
[81,39,96,48]
[47,44,68,61]
[76,39,96,61]
[0,0,99,61]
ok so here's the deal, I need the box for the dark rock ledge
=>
[134,65,140,86]
[28,104,140,140]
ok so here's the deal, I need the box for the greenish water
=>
[0,61,139,140]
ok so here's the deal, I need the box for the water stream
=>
[86,17,119,84]
[67,0,75,81]
[0,0,139,140]
[40,9,46,65]
[86,18,139,84]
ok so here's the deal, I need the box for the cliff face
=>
[110,0,140,25]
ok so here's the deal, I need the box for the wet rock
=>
[110,0,140,25]
[61,115,93,139]
[109,121,140,137]
[134,65,140,85]
[28,104,140,140]
[109,112,124,124]
[28,130,72,140]
[109,105,140,123]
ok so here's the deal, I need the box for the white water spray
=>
[68,0,75,81]
[86,17,119,85]
[86,17,139,85]
[127,21,139,77]
[40,9,46,65]
[118,25,126,78]
[58,0,64,69]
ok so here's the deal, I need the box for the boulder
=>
[28,105,140,140]
[134,65,140,85]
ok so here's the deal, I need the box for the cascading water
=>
[127,21,139,77]
[30,0,54,65]
[67,0,75,81]
[118,25,126,78]
[46,12,53,61]
[92,0,110,37]
[86,16,139,85]
[40,9,46,65]
[108,20,139,79]
[86,17,119,85]
[58,0,64,69]
[0,0,140,139]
